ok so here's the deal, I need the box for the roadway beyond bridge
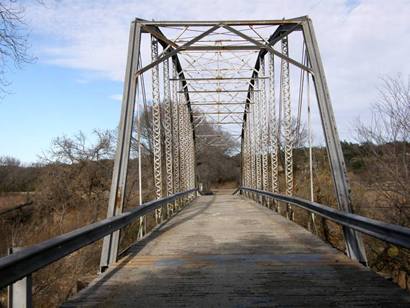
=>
[63,193,410,307]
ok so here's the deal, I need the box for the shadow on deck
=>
[63,195,410,307]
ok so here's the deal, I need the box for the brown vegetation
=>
[0,76,409,306]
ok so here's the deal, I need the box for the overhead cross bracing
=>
[96,16,369,268]
[3,17,410,307]
[137,19,309,137]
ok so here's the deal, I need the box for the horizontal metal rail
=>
[139,19,304,27]
[0,189,197,289]
[240,187,410,249]
[177,90,259,93]
[170,77,269,81]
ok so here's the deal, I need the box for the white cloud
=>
[24,0,410,139]
[110,94,123,101]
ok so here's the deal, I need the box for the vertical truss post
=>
[255,79,262,194]
[269,53,279,210]
[188,109,194,194]
[183,103,189,194]
[184,101,193,197]
[240,136,245,187]
[178,83,187,202]
[183,106,189,194]
[246,120,251,189]
[281,36,294,220]
[163,57,174,217]
[243,119,251,189]
[188,120,195,194]
[151,36,163,223]
[100,21,141,271]
[240,110,245,190]
[241,124,245,187]
[302,18,367,263]
[247,108,253,196]
[172,60,180,208]
[250,91,256,197]
[260,57,269,204]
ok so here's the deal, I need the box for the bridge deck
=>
[64,194,410,307]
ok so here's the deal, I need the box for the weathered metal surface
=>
[100,21,142,270]
[0,189,196,289]
[139,19,304,27]
[302,17,367,263]
[241,187,410,249]
[64,195,410,307]
[151,36,163,223]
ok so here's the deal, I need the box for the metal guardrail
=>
[240,187,410,250]
[0,188,197,289]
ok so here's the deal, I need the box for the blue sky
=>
[0,62,123,162]
[0,0,409,163]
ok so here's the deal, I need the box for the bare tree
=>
[355,75,410,277]
[357,75,410,144]
[194,117,240,191]
[355,75,410,226]
[42,130,115,164]
[36,129,115,227]
[0,0,35,94]
[0,155,20,166]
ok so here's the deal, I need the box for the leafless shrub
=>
[0,0,37,94]
[354,74,410,280]
[355,75,410,226]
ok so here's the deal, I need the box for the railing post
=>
[100,21,142,271]
[8,248,32,308]
[301,17,367,264]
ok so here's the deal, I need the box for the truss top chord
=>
[196,134,241,137]
[195,122,243,125]
[170,77,269,81]
[138,18,306,27]
[192,112,249,115]
[178,90,260,93]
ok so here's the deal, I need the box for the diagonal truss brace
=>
[135,25,221,76]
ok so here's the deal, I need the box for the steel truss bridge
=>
[1,17,410,306]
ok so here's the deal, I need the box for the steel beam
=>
[240,187,410,250]
[281,36,294,220]
[180,45,262,51]
[171,77,268,81]
[178,90,259,93]
[142,25,178,48]
[0,189,197,289]
[195,122,242,125]
[241,24,299,141]
[190,102,251,105]
[135,25,220,76]
[151,37,163,223]
[163,57,174,217]
[138,18,306,27]
[196,134,241,137]
[260,58,269,194]
[269,53,279,197]
[222,24,312,73]
[302,18,367,264]
[100,22,141,271]
[171,61,180,202]
[192,112,247,115]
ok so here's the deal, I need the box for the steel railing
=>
[0,188,197,289]
[239,187,410,249]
